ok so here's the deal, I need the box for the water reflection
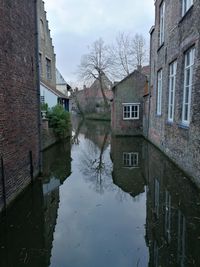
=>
[0,118,200,266]
[111,136,146,199]
[76,119,112,194]
[0,139,71,267]
[145,143,200,267]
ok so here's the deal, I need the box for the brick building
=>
[0,1,40,210]
[72,74,113,114]
[112,70,148,136]
[149,0,200,185]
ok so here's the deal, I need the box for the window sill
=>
[156,114,162,117]
[179,5,194,25]
[166,120,173,125]
[178,123,189,130]
[123,118,140,121]
[157,43,164,53]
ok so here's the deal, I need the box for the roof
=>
[112,69,147,90]
[56,69,67,85]
[41,81,69,99]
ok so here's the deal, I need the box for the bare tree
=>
[111,32,148,79]
[131,33,148,68]
[110,32,133,77]
[79,38,113,108]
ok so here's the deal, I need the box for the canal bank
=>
[0,118,200,266]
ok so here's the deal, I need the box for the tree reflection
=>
[79,131,113,194]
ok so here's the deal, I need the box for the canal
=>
[0,117,200,267]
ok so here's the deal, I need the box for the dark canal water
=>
[0,117,200,267]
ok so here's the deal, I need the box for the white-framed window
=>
[168,61,177,122]
[154,178,160,218]
[182,0,193,16]
[123,103,140,120]
[182,47,195,126]
[177,210,186,266]
[159,1,165,46]
[164,190,171,243]
[40,95,45,104]
[39,53,42,76]
[46,58,52,80]
[123,152,139,168]
[157,69,163,115]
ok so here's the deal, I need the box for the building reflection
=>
[0,139,71,267]
[111,136,146,198]
[145,143,200,267]
[111,134,200,266]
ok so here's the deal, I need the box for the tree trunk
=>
[99,74,109,111]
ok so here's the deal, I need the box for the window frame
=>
[157,69,163,116]
[46,57,52,80]
[39,53,43,76]
[182,47,195,126]
[182,0,193,17]
[122,103,140,120]
[123,152,139,168]
[159,1,165,46]
[168,61,177,122]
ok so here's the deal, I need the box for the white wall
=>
[56,84,69,97]
[40,83,58,108]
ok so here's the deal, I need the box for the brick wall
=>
[149,0,200,185]
[38,0,56,90]
[112,71,147,136]
[0,0,40,210]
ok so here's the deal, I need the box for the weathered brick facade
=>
[0,0,40,210]
[112,71,147,136]
[149,0,200,185]
[38,0,56,90]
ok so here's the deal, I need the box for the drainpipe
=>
[34,0,42,175]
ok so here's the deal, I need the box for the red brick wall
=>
[0,0,40,209]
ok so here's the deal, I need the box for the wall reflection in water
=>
[0,139,71,267]
[111,133,200,266]
[145,143,200,267]
[111,136,146,199]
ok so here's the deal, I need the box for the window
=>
[40,19,45,39]
[182,47,195,126]
[46,58,52,80]
[182,0,193,16]
[159,1,165,46]
[39,53,42,76]
[164,190,171,243]
[177,210,186,266]
[123,152,139,168]
[123,103,140,120]
[157,69,163,115]
[40,95,45,104]
[154,178,160,218]
[168,61,177,122]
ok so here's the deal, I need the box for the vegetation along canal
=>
[0,117,200,267]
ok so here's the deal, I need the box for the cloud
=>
[44,0,154,85]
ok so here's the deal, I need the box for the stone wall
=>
[149,0,200,185]
[0,0,40,210]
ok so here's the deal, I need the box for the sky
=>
[44,0,155,87]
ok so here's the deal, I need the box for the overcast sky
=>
[44,0,155,86]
